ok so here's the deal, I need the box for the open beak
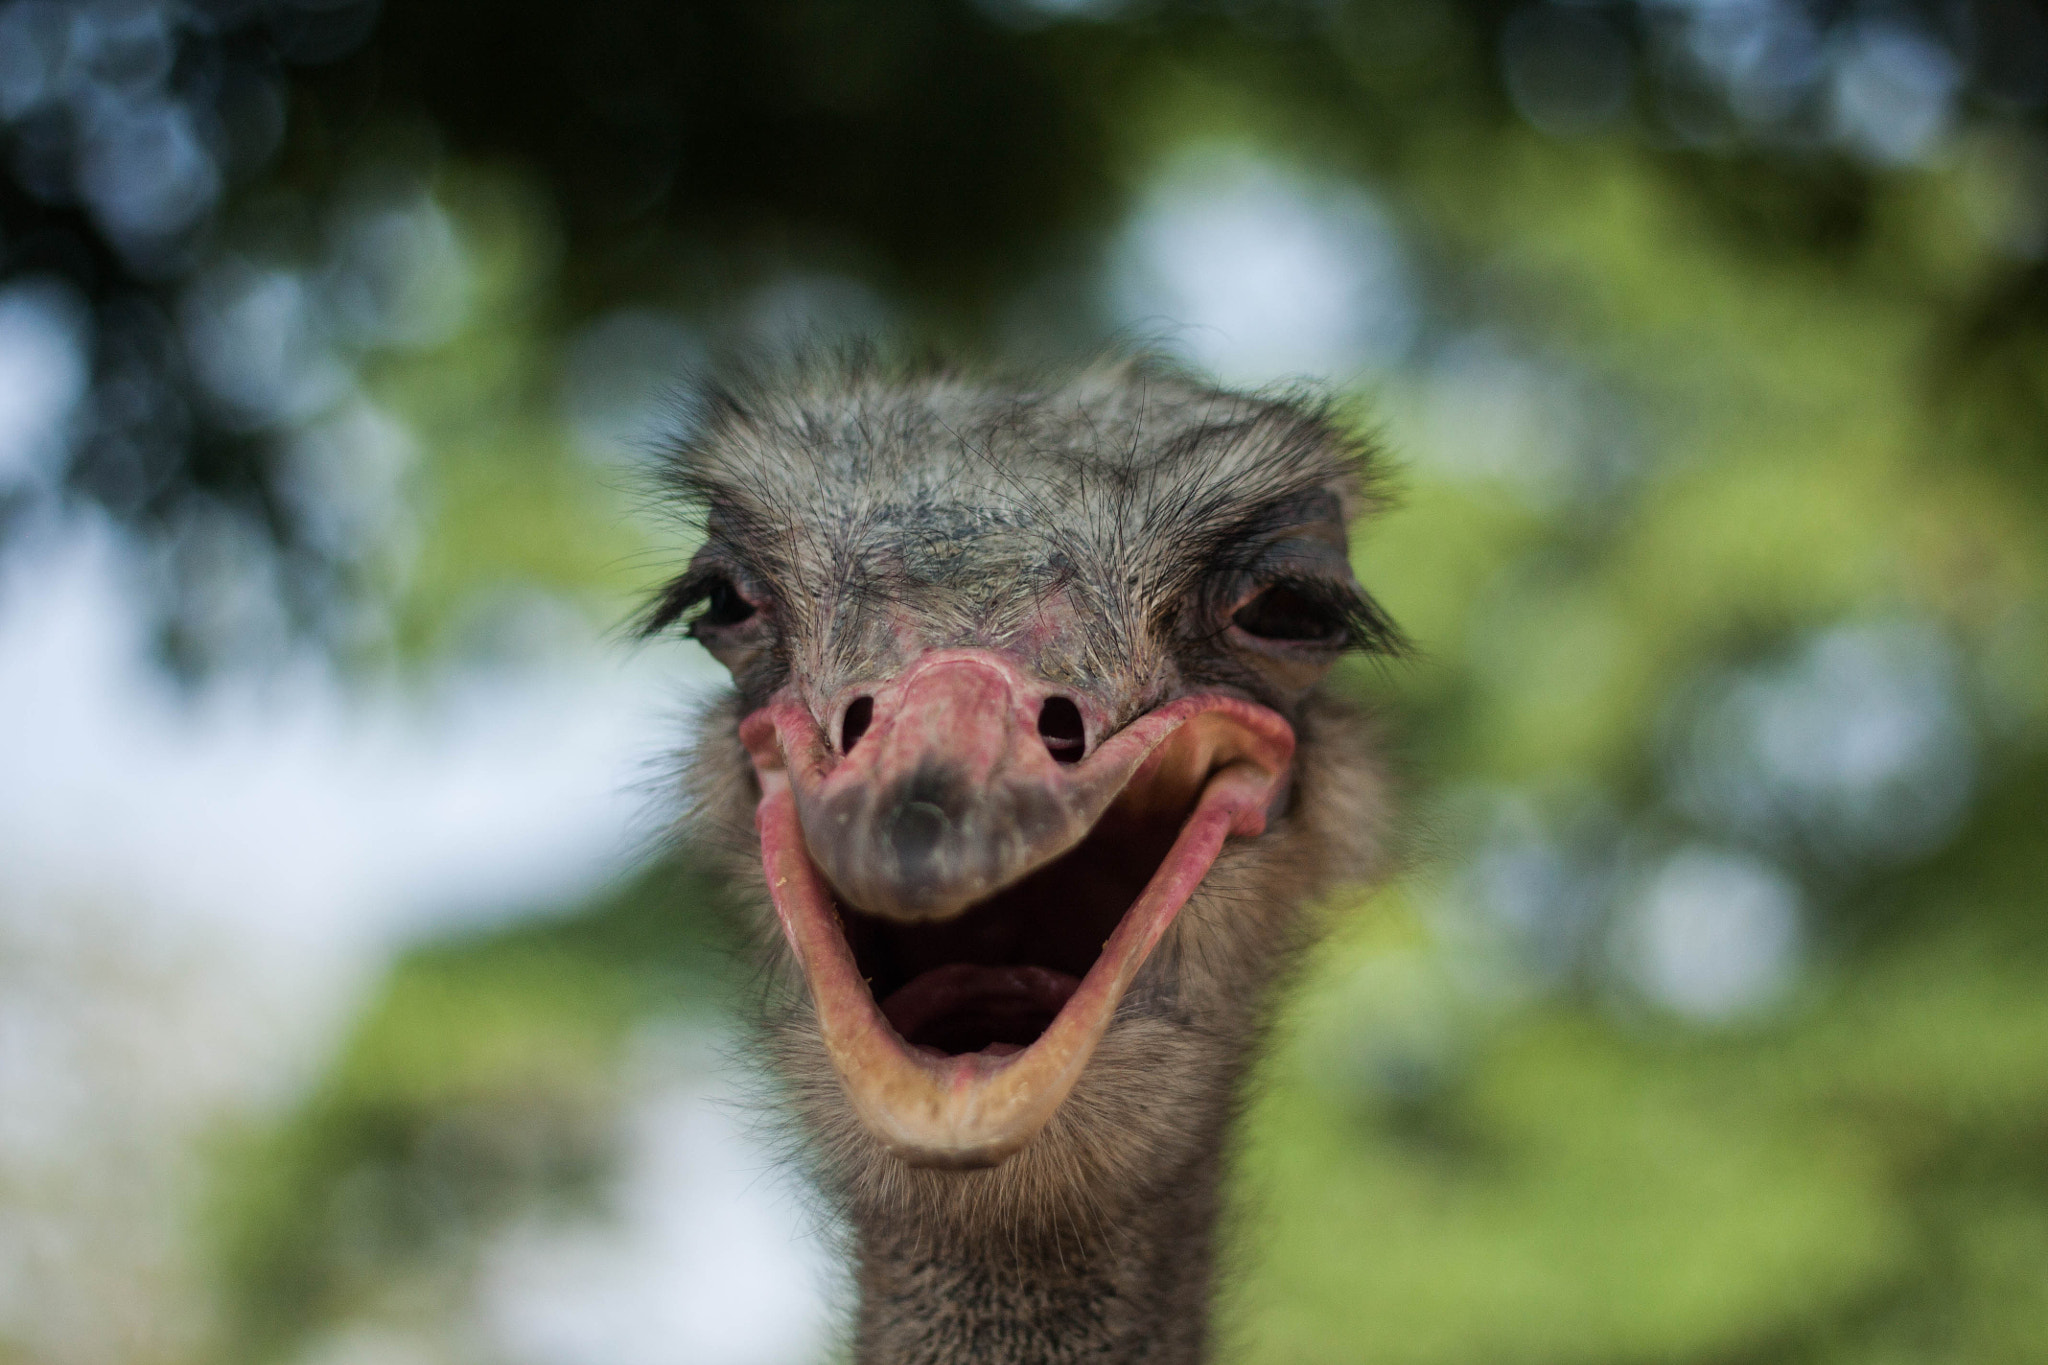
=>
[740,651,1295,1169]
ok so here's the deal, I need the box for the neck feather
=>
[850,1136,1227,1365]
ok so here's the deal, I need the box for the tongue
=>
[879,963,1082,1055]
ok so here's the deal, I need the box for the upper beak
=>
[747,651,1166,923]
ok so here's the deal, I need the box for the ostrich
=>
[648,354,1400,1364]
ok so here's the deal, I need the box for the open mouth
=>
[746,688,1295,1169]
[849,782,1185,1059]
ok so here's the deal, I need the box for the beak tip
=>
[887,798,952,868]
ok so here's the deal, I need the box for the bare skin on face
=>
[651,355,1400,1365]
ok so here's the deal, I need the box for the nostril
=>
[841,697,874,754]
[1037,697,1086,764]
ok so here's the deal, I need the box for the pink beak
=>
[740,649,1297,1167]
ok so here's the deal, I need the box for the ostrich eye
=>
[694,575,757,629]
[1232,584,1345,644]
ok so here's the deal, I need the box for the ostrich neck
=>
[850,1139,1228,1365]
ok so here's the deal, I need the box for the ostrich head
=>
[652,355,1397,1277]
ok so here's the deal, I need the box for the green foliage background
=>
[21,1,2034,1360]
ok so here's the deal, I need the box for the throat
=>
[850,1157,1226,1365]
